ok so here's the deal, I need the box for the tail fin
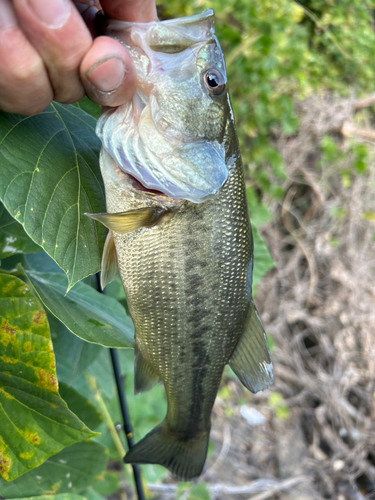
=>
[124,422,210,480]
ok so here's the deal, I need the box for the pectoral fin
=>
[134,342,159,394]
[228,300,273,393]
[100,230,118,290]
[85,207,167,234]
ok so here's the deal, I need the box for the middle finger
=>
[13,0,92,103]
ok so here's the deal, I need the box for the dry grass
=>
[254,95,375,499]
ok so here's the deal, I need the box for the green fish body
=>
[87,10,273,480]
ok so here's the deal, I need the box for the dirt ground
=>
[145,95,375,500]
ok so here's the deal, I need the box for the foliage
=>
[0,104,106,289]
[158,0,375,198]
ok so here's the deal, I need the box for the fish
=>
[86,9,273,481]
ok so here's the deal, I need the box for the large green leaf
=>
[0,273,97,482]
[82,492,106,500]
[0,203,41,259]
[26,271,134,348]
[0,104,106,288]
[59,383,102,431]
[50,316,102,385]
[0,441,108,498]
[72,98,101,120]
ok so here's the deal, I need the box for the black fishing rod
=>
[95,273,145,500]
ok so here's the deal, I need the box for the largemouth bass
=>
[87,9,273,480]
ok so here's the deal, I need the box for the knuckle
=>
[0,95,51,115]
[7,57,44,86]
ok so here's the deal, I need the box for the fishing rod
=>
[95,273,145,500]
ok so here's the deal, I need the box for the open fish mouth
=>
[126,172,167,197]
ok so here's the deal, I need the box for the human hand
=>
[0,0,157,115]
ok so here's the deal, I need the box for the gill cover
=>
[96,10,229,203]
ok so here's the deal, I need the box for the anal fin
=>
[85,206,168,234]
[100,230,118,290]
[228,300,273,393]
[134,343,159,394]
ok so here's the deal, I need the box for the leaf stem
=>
[86,374,126,458]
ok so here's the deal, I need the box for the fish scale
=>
[87,9,273,480]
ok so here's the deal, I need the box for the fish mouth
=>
[97,99,228,204]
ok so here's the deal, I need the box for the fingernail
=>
[27,0,70,28]
[0,0,17,30]
[86,56,126,93]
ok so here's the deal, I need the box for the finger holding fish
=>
[0,0,157,114]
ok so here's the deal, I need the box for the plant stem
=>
[86,374,126,458]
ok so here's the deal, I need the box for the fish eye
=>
[204,69,226,95]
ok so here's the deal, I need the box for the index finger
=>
[100,0,157,22]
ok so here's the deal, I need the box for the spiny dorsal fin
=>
[85,206,167,234]
[100,230,118,290]
[228,300,273,393]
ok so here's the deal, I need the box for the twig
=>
[293,1,351,59]
[247,476,307,500]
[353,93,375,110]
[341,122,375,141]
[86,374,126,458]
[226,34,261,66]
[281,187,318,305]
[203,422,231,477]
[147,476,307,498]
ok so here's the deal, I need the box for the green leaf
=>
[72,97,101,120]
[0,203,41,259]
[24,252,64,274]
[82,492,105,500]
[0,104,106,288]
[50,316,102,385]
[0,441,108,498]
[252,225,274,289]
[84,488,106,500]
[10,495,88,500]
[26,271,134,348]
[0,273,96,482]
[188,482,211,500]
[92,471,119,496]
[59,383,103,430]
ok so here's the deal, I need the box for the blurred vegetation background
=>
[160,0,375,200]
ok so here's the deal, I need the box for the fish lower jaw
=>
[122,170,186,209]
[127,172,166,196]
